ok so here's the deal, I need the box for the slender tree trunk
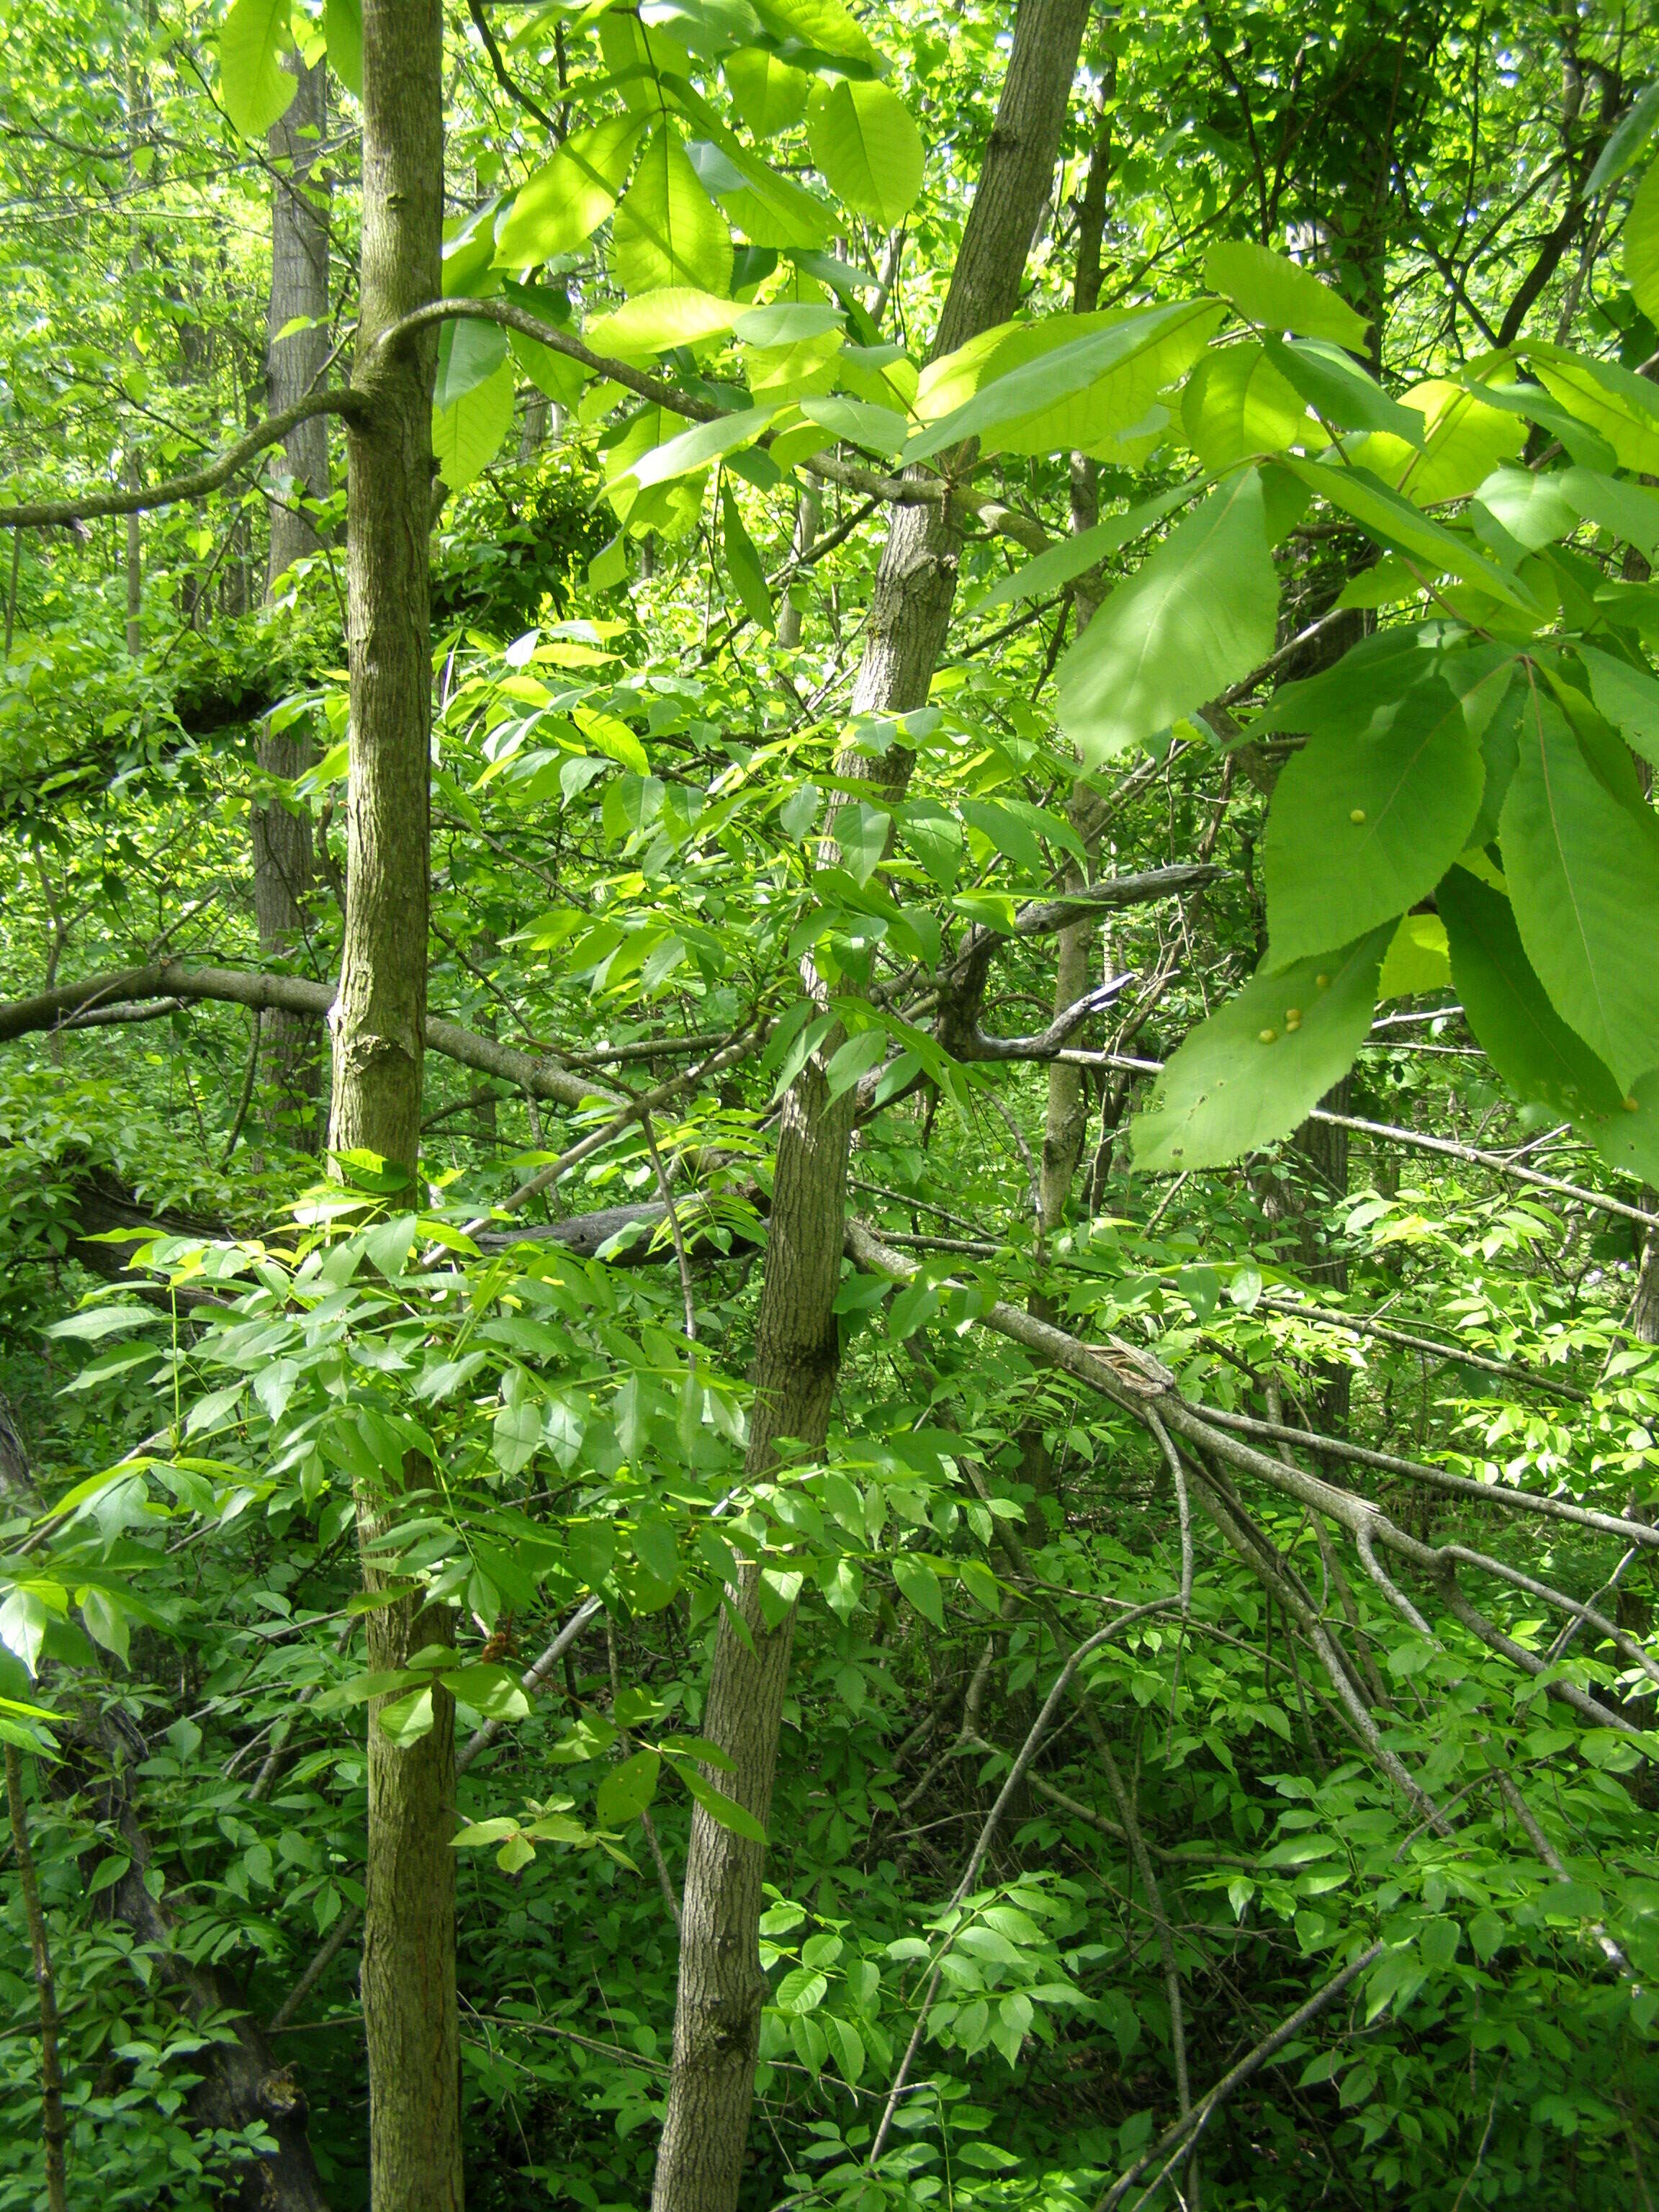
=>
[775,487,819,646]
[1020,81,1115,1521]
[651,11,1092,2211]
[254,53,333,1148]
[266,55,332,590]
[333,6,457,2209]
[124,454,142,655]
[4,1745,67,2212]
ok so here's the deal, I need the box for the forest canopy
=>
[3,2,1659,2210]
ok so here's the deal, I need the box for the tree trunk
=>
[651,10,1092,2211]
[1020,84,1115,1521]
[124,455,142,657]
[333,6,457,2209]
[4,1745,68,2212]
[253,53,333,1149]
[775,487,819,647]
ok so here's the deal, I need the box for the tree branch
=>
[0,393,366,529]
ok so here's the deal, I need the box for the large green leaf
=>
[1499,685,1659,1087]
[1578,644,1659,766]
[907,305,1216,465]
[434,317,508,411]
[1203,240,1371,351]
[1627,157,1659,325]
[1437,865,1623,1115]
[585,287,742,356]
[970,481,1197,616]
[595,1748,661,1827]
[612,124,733,297]
[323,0,361,96]
[724,47,811,138]
[1357,381,1526,505]
[1474,465,1578,549]
[615,405,775,495]
[599,8,691,111]
[1131,928,1393,1172]
[1588,1069,1659,1184]
[1557,465,1659,559]
[1264,675,1491,966]
[986,304,1222,460]
[1181,340,1318,469]
[806,79,923,228]
[494,115,648,269]
[1266,338,1425,445]
[1279,457,1539,611]
[750,0,882,71]
[433,359,516,491]
[720,483,774,631]
[1529,344,1659,476]
[1056,468,1278,767]
[220,0,297,140]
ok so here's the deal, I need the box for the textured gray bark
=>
[331,6,457,2209]
[650,9,1094,2211]
[254,53,333,1147]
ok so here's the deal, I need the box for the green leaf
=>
[1438,865,1623,1115]
[1359,382,1527,505]
[323,0,362,95]
[1628,158,1659,323]
[799,395,908,454]
[1056,467,1278,767]
[377,1686,436,1748]
[891,1553,945,1629]
[750,0,882,68]
[439,1665,531,1720]
[434,317,508,411]
[78,1586,130,1663]
[1589,1067,1659,1185]
[1475,465,1578,550]
[220,0,297,140]
[589,534,627,591]
[616,405,774,495]
[595,1748,661,1827]
[1180,341,1318,469]
[494,115,649,269]
[1265,337,1426,445]
[613,124,732,297]
[724,48,811,138]
[720,483,774,631]
[775,1966,830,2015]
[1203,240,1371,351]
[1131,928,1393,1172]
[1578,644,1659,765]
[585,287,742,356]
[1377,912,1452,999]
[433,358,516,492]
[1529,344,1659,476]
[1588,84,1659,194]
[970,482,1197,616]
[1278,457,1538,611]
[824,2015,865,2082]
[682,1764,768,1843]
[824,1029,888,1103]
[1264,676,1491,965]
[806,78,922,228]
[1500,690,1659,1087]
[1557,465,1659,559]
[958,798,1047,878]
[907,304,1214,466]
